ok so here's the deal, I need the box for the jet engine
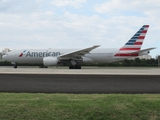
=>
[43,57,58,66]
[82,57,94,63]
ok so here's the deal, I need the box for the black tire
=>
[78,66,81,69]
[77,66,81,69]
[75,65,81,69]
[69,66,73,69]
[14,65,17,69]
[69,65,81,69]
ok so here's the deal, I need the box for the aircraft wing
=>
[130,47,156,54]
[58,45,100,60]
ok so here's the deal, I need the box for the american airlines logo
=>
[19,50,27,57]
[19,50,61,57]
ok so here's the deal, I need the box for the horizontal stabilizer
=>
[130,47,156,54]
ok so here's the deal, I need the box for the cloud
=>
[94,0,160,17]
[0,0,39,14]
[50,0,86,8]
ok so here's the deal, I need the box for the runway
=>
[0,73,160,94]
[0,66,160,75]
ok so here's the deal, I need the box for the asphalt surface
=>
[0,74,160,94]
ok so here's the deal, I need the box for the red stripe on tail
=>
[134,42,143,45]
[138,36,145,39]
[142,30,147,33]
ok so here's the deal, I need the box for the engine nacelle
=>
[43,57,58,66]
[82,57,93,63]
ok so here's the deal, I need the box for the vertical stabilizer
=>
[115,25,149,57]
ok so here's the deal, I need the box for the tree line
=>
[85,58,158,67]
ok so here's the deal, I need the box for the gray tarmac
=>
[0,67,160,93]
[0,66,160,75]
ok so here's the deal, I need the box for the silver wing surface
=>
[58,45,100,60]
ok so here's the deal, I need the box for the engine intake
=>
[43,57,58,66]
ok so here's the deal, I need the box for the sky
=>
[0,0,160,58]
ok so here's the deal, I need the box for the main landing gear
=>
[13,64,17,69]
[69,65,81,69]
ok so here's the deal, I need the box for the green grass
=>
[0,94,160,120]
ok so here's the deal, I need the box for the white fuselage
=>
[3,48,127,64]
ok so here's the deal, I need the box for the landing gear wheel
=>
[13,64,17,69]
[78,66,81,69]
[75,65,81,69]
[69,65,81,69]
[69,66,73,69]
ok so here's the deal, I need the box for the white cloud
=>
[94,0,123,14]
[50,0,86,8]
[94,0,160,16]
[0,0,38,13]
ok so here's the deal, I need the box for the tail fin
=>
[115,25,149,57]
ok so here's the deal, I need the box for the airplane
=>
[2,25,155,69]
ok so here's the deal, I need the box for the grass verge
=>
[0,93,160,120]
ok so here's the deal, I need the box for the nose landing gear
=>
[11,62,17,69]
[13,64,17,69]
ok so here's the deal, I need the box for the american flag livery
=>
[115,25,149,57]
